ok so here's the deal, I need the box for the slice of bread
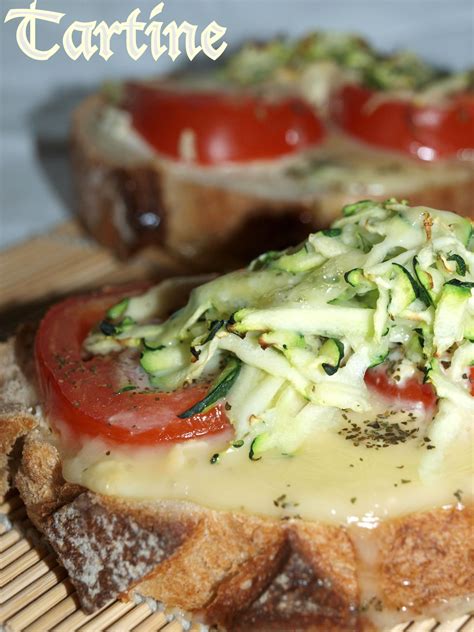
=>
[1,332,473,630]
[71,93,474,269]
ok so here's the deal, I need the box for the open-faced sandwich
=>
[1,199,473,630]
[73,32,474,267]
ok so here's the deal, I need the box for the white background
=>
[1,0,473,248]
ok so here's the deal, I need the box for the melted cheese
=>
[350,525,474,628]
[62,405,473,526]
[94,106,473,203]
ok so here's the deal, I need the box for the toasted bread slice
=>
[1,333,473,631]
[71,94,474,269]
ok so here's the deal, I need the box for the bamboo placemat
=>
[1,224,473,631]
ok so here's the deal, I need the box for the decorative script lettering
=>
[4,1,228,62]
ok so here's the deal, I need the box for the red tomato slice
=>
[35,286,231,446]
[470,367,474,396]
[364,364,437,409]
[331,83,474,160]
[124,83,325,165]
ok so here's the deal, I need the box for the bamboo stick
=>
[131,611,170,632]
[0,548,45,587]
[77,601,135,631]
[0,530,22,555]
[5,579,74,630]
[106,602,153,631]
[53,599,112,631]
[1,539,33,566]
[1,553,57,601]
[0,566,67,621]
[22,593,80,632]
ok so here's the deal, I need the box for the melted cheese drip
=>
[62,405,473,526]
[350,526,474,629]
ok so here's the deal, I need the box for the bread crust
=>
[0,332,38,496]
[375,507,474,610]
[1,335,473,630]
[71,95,474,269]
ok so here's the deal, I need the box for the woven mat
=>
[0,224,473,631]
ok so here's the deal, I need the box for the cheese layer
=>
[62,404,473,526]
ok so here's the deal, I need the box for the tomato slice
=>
[35,286,231,446]
[470,366,474,396]
[364,364,437,409]
[124,83,325,165]
[331,83,474,160]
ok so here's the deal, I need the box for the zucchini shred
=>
[84,199,474,464]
